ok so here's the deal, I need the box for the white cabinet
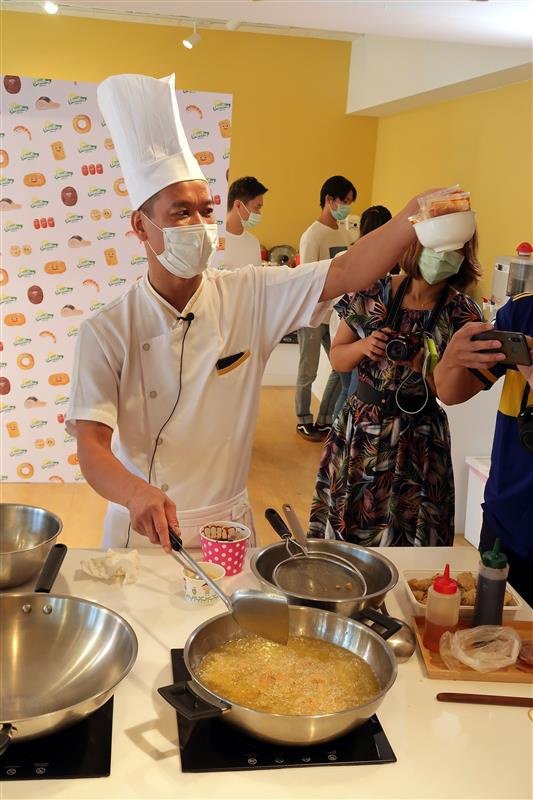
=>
[444,384,500,535]
[464,457,491,548]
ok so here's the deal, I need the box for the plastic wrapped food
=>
[408,185,471,224]
[439,626,521,673]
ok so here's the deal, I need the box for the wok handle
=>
[265,508,293,542]
[0,723,15,756]
[34,543,67,594]
[356,607,402,640]
[158,681,229,721]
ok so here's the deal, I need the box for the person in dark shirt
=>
[434,293,533,605]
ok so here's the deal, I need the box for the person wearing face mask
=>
[66,72,434,552]
[295,175,356,441]
[309,233,483,547]
[221,176,268,269]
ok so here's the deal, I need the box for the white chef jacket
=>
[67,261,331,546]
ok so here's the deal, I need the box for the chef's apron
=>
[102,488,256,549]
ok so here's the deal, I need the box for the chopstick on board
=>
[437,692,533,708]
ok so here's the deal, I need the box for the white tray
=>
[403,569,522,619]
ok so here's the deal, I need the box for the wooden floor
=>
[1,386,472,550]
[1,388,325,548]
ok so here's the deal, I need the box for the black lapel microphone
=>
[177,312,195,322]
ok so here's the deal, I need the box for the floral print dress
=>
[309,277,482,547]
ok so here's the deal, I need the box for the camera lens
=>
[386,339,408,361]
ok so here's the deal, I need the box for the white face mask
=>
[142,214,219,279]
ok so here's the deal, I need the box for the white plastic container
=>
[402,570,521,619]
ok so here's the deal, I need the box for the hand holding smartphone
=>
[471,330,532,367]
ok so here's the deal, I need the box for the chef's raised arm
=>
[319,194,420,301]
[255,192,423,353]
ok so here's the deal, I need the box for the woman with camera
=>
[308,236,482,546]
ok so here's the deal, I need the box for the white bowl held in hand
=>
[413,210,476,252]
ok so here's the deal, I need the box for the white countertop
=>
[3,546,532,800]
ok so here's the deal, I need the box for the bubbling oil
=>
[195,635,380,715]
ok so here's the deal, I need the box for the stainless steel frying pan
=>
[0,545,138,754]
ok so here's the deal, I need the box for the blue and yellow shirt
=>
[471,293,533,561]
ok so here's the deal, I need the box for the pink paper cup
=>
[200,521,251,576]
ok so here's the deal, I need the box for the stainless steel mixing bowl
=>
[0,504,63,590]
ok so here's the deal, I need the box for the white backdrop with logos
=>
[0,73,232,483]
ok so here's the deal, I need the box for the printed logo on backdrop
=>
[0,74,232,483]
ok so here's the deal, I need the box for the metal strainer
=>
[264,508,367,600]
[272,554,367,599]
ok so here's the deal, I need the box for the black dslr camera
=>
[385,332,423,362]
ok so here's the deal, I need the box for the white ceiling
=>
[5,0,533,48]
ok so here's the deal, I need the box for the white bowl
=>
[413,210,476,252]
[403,569,522,619]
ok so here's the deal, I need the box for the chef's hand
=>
[400,187,443,219]
[439,321,506,370]
[126,482,179,553]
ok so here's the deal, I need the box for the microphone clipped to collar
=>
[177,312,195,322]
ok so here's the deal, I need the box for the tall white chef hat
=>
[97,73,206,210]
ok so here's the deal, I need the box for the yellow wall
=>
[1,11,377,252]
[371,81,533,298]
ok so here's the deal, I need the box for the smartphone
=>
[471,330,532,366]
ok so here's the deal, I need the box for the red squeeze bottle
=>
[422,564,461,653]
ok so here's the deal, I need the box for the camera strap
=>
[384,276,449,336]
[520,382,532,415]
[385,276,449,417]
[518,382,533,455]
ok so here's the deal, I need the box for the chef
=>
[67,72,423,552]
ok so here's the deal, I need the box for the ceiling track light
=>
[182,22,201,50]
[43,1,59,13]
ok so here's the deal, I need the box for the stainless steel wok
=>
[0,503,63,590]
[158,605,398,746]
[251,538,399,617]
[0,548,138,754]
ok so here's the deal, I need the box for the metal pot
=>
[158,605,398,746]
[0,503,63,590]
[251,539,398,617]
[0,546,138,754]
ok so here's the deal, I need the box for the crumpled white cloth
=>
[80,548,140,584]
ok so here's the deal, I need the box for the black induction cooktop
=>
[169,649,396,773]
[0,697,113,781]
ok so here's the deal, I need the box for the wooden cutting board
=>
[412,616,533,685]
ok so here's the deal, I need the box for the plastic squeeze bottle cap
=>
[432,563,458,595]
[480,538,508,569]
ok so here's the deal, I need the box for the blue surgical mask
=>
[418,248,464,285]
[331,202,351,222]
